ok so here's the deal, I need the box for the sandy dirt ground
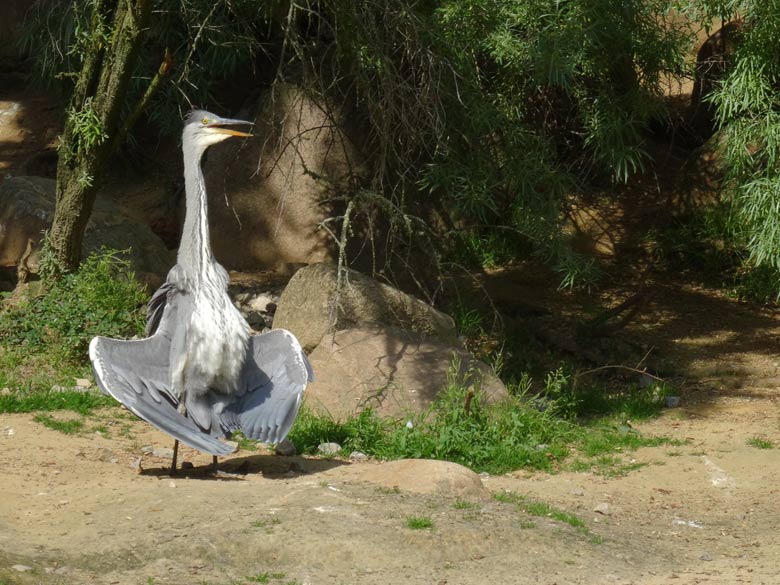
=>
[2,278,780,585]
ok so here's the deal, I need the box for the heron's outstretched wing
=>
[89,302,233,457]
[219,329,312,444]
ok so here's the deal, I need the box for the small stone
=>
[181,461,194,469]
[2,426,14,436]
[248,293,278,313]
[594,502,611,515]
[571,488,585,497]
[665,396,681,408]
[75,378,92,388]
[349,451,368,462]
[275,438,296,456]
[95,447,115,462]
[317,442,341,456]
[169,481,176,488]
[152,447,174,458]
[140,445,153,454]
[12,565,32,572]
[479,472,490,480]
[129,457,142,470]
[699,552,713,562]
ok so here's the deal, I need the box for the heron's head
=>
[182,110,253,154]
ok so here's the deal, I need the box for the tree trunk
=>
[49,0,151,273]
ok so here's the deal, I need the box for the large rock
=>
[304,327,508,420]
[354,459,487,498]
[274,263,457,352]
[0,176,173,286]
[203,83,360,271]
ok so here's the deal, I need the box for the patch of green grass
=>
[91,423,110,436]
[33,413,84,434]
[453,500,479,510]
[251,517,282,529]
[493,491,589,535]
[451,303,484,337]
[287,361,674,476]
[231,430,258,452]
[247,572,287,584]
[747,436,774,449]
[0,389,114,414]
[568,456,649,477]
[405,516,433,530]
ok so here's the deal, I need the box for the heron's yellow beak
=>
[213,128,253,138]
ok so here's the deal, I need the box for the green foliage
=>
[690,2,780,278]
[19,0,700,285]
[451,303,485,337]
[449,230,531,270]
[65,97,108,155]
[21,0,272,135]
[649,203,780,303]
[289,363,671,475]
[0,247,146,365]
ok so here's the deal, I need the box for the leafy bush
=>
[0,247,146,366]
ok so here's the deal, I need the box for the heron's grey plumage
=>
[89,110,312,460]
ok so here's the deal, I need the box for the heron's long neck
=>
[179,141,214,279]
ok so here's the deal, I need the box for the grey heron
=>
[89,110,312,473]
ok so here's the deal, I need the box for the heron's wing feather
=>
[90,305,232,456]
[145,282,173,337]
[220,329,311,444]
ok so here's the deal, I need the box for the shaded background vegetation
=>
[11,0,780,298]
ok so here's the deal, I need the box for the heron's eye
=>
[201,117,209,125]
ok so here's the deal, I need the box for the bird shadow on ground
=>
[138,453,348,481]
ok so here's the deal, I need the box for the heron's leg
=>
[171,399,187,474]
[171,439,179,473]
[212,456,219,473]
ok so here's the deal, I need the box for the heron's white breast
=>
[186,281,249,393]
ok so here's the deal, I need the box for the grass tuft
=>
[747,436,774,449]
[405,516,433,530]
[493,491,590,535]
[33,413,84,434]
